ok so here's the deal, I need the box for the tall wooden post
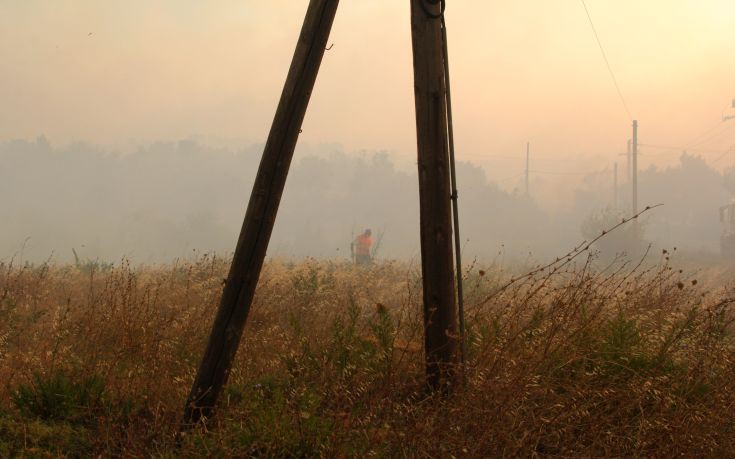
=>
[626,139,632,183]
[631,120,639,245]
[182,0,339,426]
[632,121,638,215]
[409,0,459,391]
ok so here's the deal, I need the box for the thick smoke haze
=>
[2,1,735,177]
[4,5,735,457]
[1,2,735,264]
[1,138,731,264]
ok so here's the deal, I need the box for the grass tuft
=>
[1,255,734,456]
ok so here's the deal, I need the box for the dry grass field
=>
[1,251,735,457]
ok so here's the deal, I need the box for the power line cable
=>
[459,153,525,160]
[688,123,735,149]
[531,169,603,176]
[432,0,468,373]
[685,121,730,148]
[638,143,732,156]
[580,0,632,120]
[711,147,735,164]
[461,151,607,163]
[495,173,525,184]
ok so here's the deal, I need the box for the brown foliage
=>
[1,254,734,456]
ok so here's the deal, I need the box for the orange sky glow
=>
[2,1,734,178]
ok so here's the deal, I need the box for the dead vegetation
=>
[1,252,734,457]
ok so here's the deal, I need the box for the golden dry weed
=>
[0,254,734,457]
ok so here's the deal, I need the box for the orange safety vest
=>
[355,234,372,256]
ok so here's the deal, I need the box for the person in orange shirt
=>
[353,229,373,265]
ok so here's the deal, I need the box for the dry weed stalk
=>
[0,232,733,456]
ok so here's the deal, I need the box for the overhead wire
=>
[460,152,598,163]
[684,120,731,148]
[711,147,735,164]
[459,153,526,160]
[531,169,604,176]
[638,143,734,156]
[580,0,632,120]
[440,6,467,369]
[496,173,526,183]
[687,123,735,149]
[423,0,467,372]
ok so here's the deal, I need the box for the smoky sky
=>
[2,2,735,263]
[2,1,734,176]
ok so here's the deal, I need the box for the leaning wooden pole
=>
[409,0,459,391]
[182,0,339,427]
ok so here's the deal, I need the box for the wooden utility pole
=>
[631,120,640,245]
[632,121,638,215]
[182,0,339,426]
[525,142,530,196]
[626,139,632,183]
[409,0,459,391]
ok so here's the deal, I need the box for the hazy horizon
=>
[1,136,730,265]
[2,1,735,171]
[2,1,735,264]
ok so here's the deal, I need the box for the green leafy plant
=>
[12,371,106,423]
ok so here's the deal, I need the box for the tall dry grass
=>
[1,251,734,457]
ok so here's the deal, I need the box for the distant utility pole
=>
[525,142,530,196]
[409,0,458,392]
[182,0,340,427]
[613,162,618,208]
[632,120,638,216]
[626,139,632,183]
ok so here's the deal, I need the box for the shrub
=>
[12,371,106,423]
